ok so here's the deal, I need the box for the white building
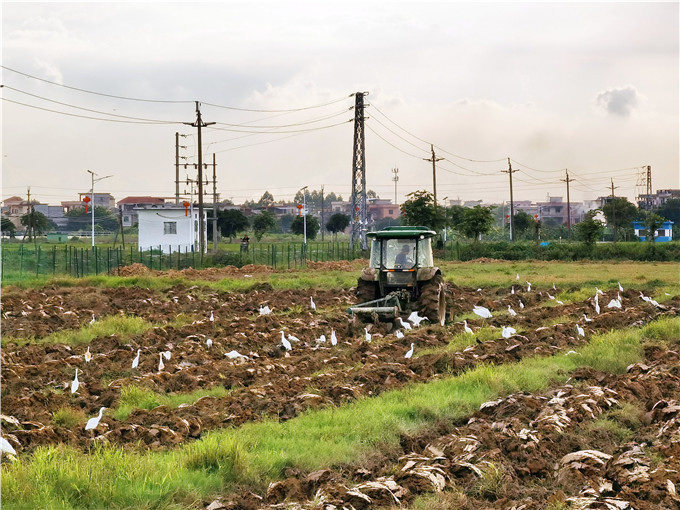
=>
[136,205,207,254]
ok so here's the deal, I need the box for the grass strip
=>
[1,315,152,348]
[2,317,679,510]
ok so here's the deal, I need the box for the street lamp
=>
[441,197,448,243]
[87,170,113,249]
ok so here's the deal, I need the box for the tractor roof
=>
[366,226,438,240]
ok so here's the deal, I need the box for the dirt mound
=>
[117,263,152,276]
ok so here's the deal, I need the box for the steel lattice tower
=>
[350,92,368,249]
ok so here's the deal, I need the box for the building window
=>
[164,222,177,235]
[388,209,393,215]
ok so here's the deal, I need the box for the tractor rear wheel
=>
[356,278,378,303]
[418,274,446,326]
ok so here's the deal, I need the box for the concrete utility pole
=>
[320,185,325,242]
[392,167,399,205]
[423,145,443,209]
[212,153,218,252]
[646,165,653,209]
[502,158,519,241]
[350,92,368,249]
[86,170,112,249]
[184,102,215,256]
[561,169,574,238]
[610,178,619,242]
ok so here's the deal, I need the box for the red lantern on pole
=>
[182,201,191,216]
[83,195,91,213]
[296,204,303,217]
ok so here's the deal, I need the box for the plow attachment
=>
[348,293,403,320]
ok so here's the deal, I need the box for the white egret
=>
[280,331,292,351]
[594,295,601,315]
[310,296,316,310]
[85,407,106,431]
[84,346,92,363]
[404,343,414,359]
[618,282,624,292]
[556,299,564,305]
[507,305,517,317]
[583,314,593,323]
[0,437,16,456]
[225,350,248,359]
[71,369,79,394]
[511,286,515,295]
[209,311,214,322]
[473,305,492,319]
[206,338,213,348]
[519,300,524,309]
[516,274,520,280]
[595,287,604,295]
[259,305,272,315]
[576,324,585,337]
[330,330,338,346]
[547,292,554,300]
[397,317,412,330]
[501,326,516,339]
[158,353,165,372]
[131,349,141,369]
[463,320,473,334]
[317,334,326,343]
[607,295,622,309]
[552,283,557,290]
[89,314,96,325]
[408,311,428,327]
[288,333,300,343]
[395,330,405,339]
[364,328,372,342]
[526,281,532,292]
[162,351,171,360]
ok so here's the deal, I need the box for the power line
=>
[202,93,353,113]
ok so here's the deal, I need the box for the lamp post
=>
[441,196,448,243]
[86,170,113,249]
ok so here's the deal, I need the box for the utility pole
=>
[350,92,368,249]
[184,102,215,256]
[502,158,519,241]
[561,169,574,238]
[212,153,218,252]
[646,165,652,210]
[175,133,188,205]
[392,167,399,205]
[423,145,443,209]
[320,185,325,242]
[610,178,619,242]
[24,187,33,242]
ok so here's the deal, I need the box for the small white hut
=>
[136,205,207,254]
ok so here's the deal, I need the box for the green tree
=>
[512,210,536,239]
[655,199,680,238]
[290,215,320,240]
[455,205,495,242]
[217,209,250,241]
[1,217,17,238]
[325,213,350,237]
[20,210,55,238]
[575,210,604,246]
[602,197,638,241]
[252,210,277,241]
[256,191,275,207]
[641,211,666,244]
[400,190,442,230]
[64,207,118,232]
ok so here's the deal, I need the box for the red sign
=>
[83,196,91,213]
[182,201,191,216]
[297,204,303,217]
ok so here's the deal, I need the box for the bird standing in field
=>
[206,338,213,348]
[280,331,292,351]
[1,437,17,456]
[526,281,532,292]
[158,353,165,372]
[131,349,141,369]
[84,346,92,363]
[507,305,517,317]
[89,314,96,326]
[316,334,326,343]
[209,311,214,322]
[463,320,473,334]
[519,300,524,309]
[310,296,316,310]
[259,305,272,315]
[501,326,516,339]
[473,305,492,319]
[404,343,414,359]
[594,294,601,315]
[225,350,248,359]
[395,330,405,339]
[364,328,372,342]
[162,351,171,360]
[576,324,585,337]
[85,407,106,431]
[583,313,592,323]
[330,330,338,346]
[618,282,624,292]
[397,317,412,330]
[408,311,427,327]
[71,369,79,394]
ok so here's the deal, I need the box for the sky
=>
[2,1,678,208]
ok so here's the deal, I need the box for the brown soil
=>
[1,276,679,509]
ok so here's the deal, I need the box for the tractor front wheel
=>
[418,274,447,326]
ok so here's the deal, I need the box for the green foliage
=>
[183,433,243,482]
[217,209,250,240]
[290,215,320,240]
[602,197,639,240]
[655,198,680,224]
[325,212,350,235]
[575,210,604,246]
[52,407,86,428]
[400,190,442,230]
[256,191,275,207]
[456,205,495,242]
[1,217,17,237]
[641,210,666,244]
[511,210,536,239]
[20,210,55,236]
[114,385,231,421]
[251,211,277,241]
[63,207,118,233]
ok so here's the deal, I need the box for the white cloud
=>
[595,86,642,117]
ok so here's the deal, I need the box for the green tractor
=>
[349,226,448,326]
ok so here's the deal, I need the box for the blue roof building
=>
[632,220,674,242]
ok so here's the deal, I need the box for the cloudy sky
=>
[2,1,678,208]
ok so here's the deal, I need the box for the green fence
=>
[0,242,365,282]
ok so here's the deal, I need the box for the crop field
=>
[1,259,679,509]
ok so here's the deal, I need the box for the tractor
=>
[348,226,447,325]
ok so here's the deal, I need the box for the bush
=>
[208,250,246,268]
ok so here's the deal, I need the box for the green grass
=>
[4,317,677,509]
[113,385,232,422]
[1,315,152,347]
